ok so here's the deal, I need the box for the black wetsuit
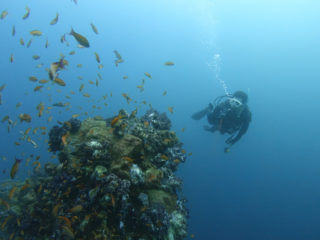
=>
[207,100,251,145]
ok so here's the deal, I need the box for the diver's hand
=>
[226,137,234,145]
[204,125,215,132]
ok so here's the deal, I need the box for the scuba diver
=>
[192,91,251,152]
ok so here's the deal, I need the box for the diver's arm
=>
[226,111,251,145]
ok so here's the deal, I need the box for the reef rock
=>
[0,109,189,240]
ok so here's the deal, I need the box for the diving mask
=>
[229,97,242,108]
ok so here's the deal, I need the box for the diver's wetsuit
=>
[207,99,251,145]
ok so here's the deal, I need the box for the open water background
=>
[1,0,320,239]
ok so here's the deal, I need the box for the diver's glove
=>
[203,125,215,132]
[208,103,213,110]
[226,136,235,145]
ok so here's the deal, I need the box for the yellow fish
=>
[0,10,8,20]
[164,61,175,66]
[94,52,100,63]
[70,28,89,48]
[29,76,38,82]
[19,38,25,46]
[30,30,42,36]
[60,34,66,43]
[12,25,15,36]
[0,84,6,92]
[137,85,144,92]
[168,106,174,113]
[19,113,32,123]
[10,158,22,179]
[90,23,99,34]
[8,186,17,199]
[22,6,30,20]
[50,12,59,25]
[79,84,84,92]
[15,102,22,108]
[122,93,132,104]
[26,38,32,48]
[39,79,48,84]
[144,72,152,78]
[34,86,43,92]
[69,205,83,213]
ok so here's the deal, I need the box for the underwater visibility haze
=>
[1,0,320,239]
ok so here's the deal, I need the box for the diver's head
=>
[232,91,248,104]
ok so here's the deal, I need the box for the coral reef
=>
[0,109,188,240]
[48,117,81,152]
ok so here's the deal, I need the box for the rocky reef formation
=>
[0,109,188,240]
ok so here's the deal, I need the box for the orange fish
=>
[111,114,123,127]
[61,132,69,145]
[1,216,12,230]
[19,113,32,123]
[69,205,83,213]
[123,156,134,163]
[34,85,43,92]
[173,159,180,164]
[111,194,115,207]
[94,52,100,63]
[0,198,10,209]
[160,154,169,160]
[20,182,30,192]
[24,127,32,135]
[37,102,44,117]
[37,184,43,193]
[58,216,72,228]
[54,77,66,86]
[52,204,61,216]
[121,93,131,104]
[8,186,17,199]
[143,121,149,127]
[9,232,15,240]
[144,72,152,78]
[10,158,22,179]
[32,161,41,170]
[62,225,74,239]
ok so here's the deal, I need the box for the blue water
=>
[1,0,320,239]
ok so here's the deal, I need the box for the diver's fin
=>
[191,106,210,120]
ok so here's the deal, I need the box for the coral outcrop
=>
[0,109,188,240]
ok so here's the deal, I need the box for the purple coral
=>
[65,117,81,133]
[48,125,68,152]
[104,173,131,197]
[48,118,81,152]
[142,109,171,130]
[139,203,170,236]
